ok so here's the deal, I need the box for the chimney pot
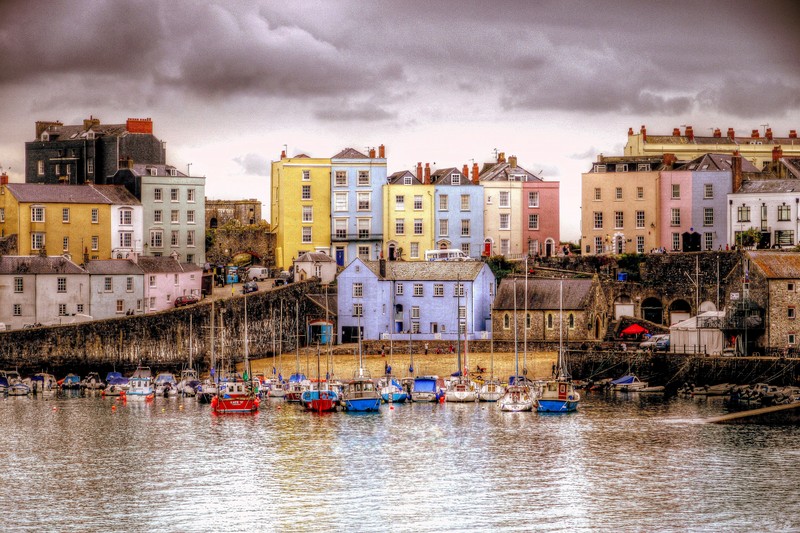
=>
[790,130,798,139]
[472,163,479,184]
[766,128,773,140]
[0,172,8,185]
[713,128,721,138]
[369,148,376,158]
[462,164,469,178]
[751,129,760,138]
[640,125,647,141]
[280,150,286,159]
[498,152,506,164]
[628,127,634,136]
[686,126,694,141]
[416,162,423,182]
[509,155,518,168]
[727,127,735,139]
[672,128,681,136]
[424,163,431,184]
[732,151,743,193]
[378,144,385,158]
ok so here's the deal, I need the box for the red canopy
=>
[621,323,648,335]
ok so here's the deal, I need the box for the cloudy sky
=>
[1,0,798,240]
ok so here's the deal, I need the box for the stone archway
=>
[614,294,634,319]
[669,299,692,325]
[641,297,663,324]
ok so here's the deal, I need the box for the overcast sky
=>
[1,0,798,240]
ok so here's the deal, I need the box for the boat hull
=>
[344,398,381,412]
[211,396,259,413]
[537,399,579,413]
[301,390,339,412]
[381,392,408,403]
[411,392,438,402]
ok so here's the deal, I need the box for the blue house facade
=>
[431,167,485,259]
[336,258,496,343]
[330,146,387,266]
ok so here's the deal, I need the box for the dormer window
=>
[148,167,158,176]
[41,132,49,141]
[451,173,461,185]
[403,176,412,185]
[86,131,95,140]
[594,164,607,173]
[169,168,177,177]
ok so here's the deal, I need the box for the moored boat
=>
[610,374,649,392]
[301,382,339,412]
[30,372,58,396]
[411,375,442,402]
[499,384,536,412]
[445,374,478,402]
[380,377,408,403]
[154,372,178,397]
[536,281,580,413]
[211,374,259,413]
[60,373,81,390]
[103,373,129,396]
[177,369,200,397]
[127,366,154,400]
[4,370,30,396]
[81,372,105,390]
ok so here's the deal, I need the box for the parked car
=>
[242,281,259,294]
[640,334,667,350]
[654,335,671,352]
[174,294,200,307]
[246,267,270,282]
[274,271,292,287]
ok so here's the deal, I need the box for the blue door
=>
[335,248,345,266]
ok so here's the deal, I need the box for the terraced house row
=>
[270,147,560,270]
[581,125,800,255]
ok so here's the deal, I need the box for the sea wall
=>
[0,280,319,375]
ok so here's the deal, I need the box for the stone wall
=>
[0,280,318,375]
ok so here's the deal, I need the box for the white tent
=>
[669,311,725,355]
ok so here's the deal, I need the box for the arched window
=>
[526,313,531,329]
[547,314,554,329]
[503,313,510,329]
[568,313,575,329]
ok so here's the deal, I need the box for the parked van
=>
[246,266,270,282]
[424,249,472,261]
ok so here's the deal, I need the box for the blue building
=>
[431,166,484,258]
[330,146,387,266]
[336,258,496,343]
[682,154,737,251]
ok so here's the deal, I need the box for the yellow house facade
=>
[270,153,331,270]
[0,183,117,260]
[382,171,435,261]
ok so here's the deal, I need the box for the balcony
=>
[330,232,383,242]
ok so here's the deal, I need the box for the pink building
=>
[659,164,695,251]
[524,179,560,256]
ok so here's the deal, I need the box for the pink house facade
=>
[524,180,560,256]
[136,255,202,312]
[659,170,695,251]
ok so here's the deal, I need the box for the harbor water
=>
[1,392,798,532]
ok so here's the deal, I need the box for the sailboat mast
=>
[189,315,193,369]
[244,295,249,378]
[523,258,528,374]
[210,300,216,379]
[295,301,300,374]
[513,277,518,378]
[457,275,462,376]
[559,279,563,376]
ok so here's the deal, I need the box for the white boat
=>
[127,366,154,399]
[265,377,286,398]
[411,375,442,402]
[31,372,58,396]
[536,281,580,413]
[154,372,178,397]
[177,369,200,397]
[479,379,505,402]
[3,370,30,396]
[499,384,536,412]
[81,372,105,390]
[610,374,649,392]
[446,274,477,403]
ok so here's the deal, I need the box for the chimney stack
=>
[766,128,773,140]
[509,155,518,168]
[424,163,431,184]
[751,129,760,138]
[713,128,722,138]
[672,128,681,136]
[0,172,8,185]
[640,125,647,142]
[416,162,423,182]
[472,163,480,184]
[369,148,376,158]
[125,117,152,134]
[663,153,676,168]
[379,144,385,158]
[790,130,798,139]
[379,258,386,278]
[462,164,469,178]
[732,151,743,193]
[280,149,286,159]
[772,146,783,162]
[685,126,694,141]
[727,127,735,139]
[628,127,634,136]
[498,152,506,164]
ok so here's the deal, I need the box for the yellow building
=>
[0,183,137,260]
[383,169,435,261]
[625,125,800,171]
[270,152,331,270]
[580,157,662,255]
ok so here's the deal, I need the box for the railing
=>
[330,233,383,242]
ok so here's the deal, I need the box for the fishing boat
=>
[127,366,155,400]
[154,372,179,397]
[342,316,381,412]
[301,380,339,412]
[4,370,30,396]
[81,372,105,390]
[380,377,409,403]
[211,294,259,414]
[610,374,649,392]
[60,373,81,390]
[446,275,477,402]
[537,281,580,413]
[177,369,200,397]
[411,375,443,402]
[30,372,58,396]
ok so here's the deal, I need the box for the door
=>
[545,241,553,257]
[335,247,345,266]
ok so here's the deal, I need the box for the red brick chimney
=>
[773,146,783,162]
[378,144,385,158]
[462,164,469,178]
[126,117,153,134]
[369,148,376,158]
[685,126,694,141]
[672,128,681,136]
[640,125,647,142]
[790,130,798,139]
[766,128,773,140]
[732,151,743,193]
[0,172,8,185]
[280,149,286,159]
[628,127,634,136]
[713,128,722,138]
[727,127,735,139]
[424,163,431,184]
[472,163,479,184]
[663,153,676,168]
[751,129,760,138]
[416,162,423,182]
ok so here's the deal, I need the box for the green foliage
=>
[486,255,515,281]
[616,253,644,282]
[738,227,762,248]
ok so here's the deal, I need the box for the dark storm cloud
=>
[313,98,397,122]
[234,153,268,176]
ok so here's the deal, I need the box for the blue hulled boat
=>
[60,374,81,390]
[380,377,408,403]
[536,281,580,413]
[411,376,442,402]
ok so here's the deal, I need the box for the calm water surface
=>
[0,391,798,532]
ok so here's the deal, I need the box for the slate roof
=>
[387,171,423,185]
[296,252,336,263]
[360,260,486,281]
[130,163,187,177]
[136,256,202,273]
[84,259,144,275]
[737,179,800,194]
[479,162,543,182]
[749,252,800,279]
[493,278,594,311]
[781,158,800,179]
[677,153,760,172]
[645,134,796,146]
[5,183,138,204]
[0,255,85,275]
[430,167,476,186]
[42,122,128,141]
[332,148,369,159]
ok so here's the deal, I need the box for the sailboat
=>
[446,276,477,402]
[264,303,286,399]
[211,294,259,414]
[285,302,309,402]
[499,277,535,411]
[178,315,200,397]
[479,298,504,402]
[342,313,381,411]
[301,342,339,412]
[537,280,580,413]
[197,301,219,404]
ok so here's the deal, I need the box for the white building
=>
[293,252,337,284]
[85,259,146,318]
[136,255,203,312]
[728,179,800,248]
